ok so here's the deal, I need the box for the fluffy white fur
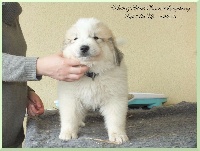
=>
[58,18,129,144]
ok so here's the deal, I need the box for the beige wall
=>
[19,2,196,109]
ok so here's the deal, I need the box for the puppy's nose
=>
[80,45,90,53]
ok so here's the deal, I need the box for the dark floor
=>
[24,101,197,148]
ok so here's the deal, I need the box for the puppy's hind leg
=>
[79,109,87,127]
[100,98,129,144]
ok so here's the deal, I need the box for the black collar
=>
[85,71,99,80]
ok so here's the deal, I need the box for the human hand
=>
[27,91,44,117]
[36,52,89,82]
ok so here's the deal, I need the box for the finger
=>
[69,66,89,74]
[69,66,85,74]
[67,73,85,81]
[65,58,80,66]
[30,110,36,117]
[29,99,39,109]
[81,65,89,72]
[37,108,45,115]
[31,104,39,114]
[32,99,44,114]
[35,103,44,113]
[58,72,86,82]
[35,99,43,108]
[29,95,43,109]
[28,106,36,116]
[63,78,75,82]
[63,76,83,82]
[69,66,82,74]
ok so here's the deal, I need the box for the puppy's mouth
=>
[77,55,99,62]
[77,45,100,61]
[78,56,92,61]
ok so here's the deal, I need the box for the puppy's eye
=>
[94,36,99,40]
[74,38,78,40]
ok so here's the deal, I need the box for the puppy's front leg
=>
[59,98,80,141]
[101,99,129,144]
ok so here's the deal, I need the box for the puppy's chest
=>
[75,78,110,108]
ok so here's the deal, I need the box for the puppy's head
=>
[62,18,123,67]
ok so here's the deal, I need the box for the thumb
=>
[57,51,63,57]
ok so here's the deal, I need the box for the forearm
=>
[2,53,42,82]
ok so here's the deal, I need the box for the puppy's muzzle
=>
[80,45,90,57]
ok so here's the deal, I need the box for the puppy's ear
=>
[109,37,124,66]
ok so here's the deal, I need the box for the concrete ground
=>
[24,101,196,148]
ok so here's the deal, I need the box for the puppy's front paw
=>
[109,133,129,144]
[59,131,78,141]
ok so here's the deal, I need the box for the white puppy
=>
[58,18,129,144]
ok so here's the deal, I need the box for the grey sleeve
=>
[2,53,42,82]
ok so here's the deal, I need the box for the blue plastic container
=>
[128,92,167,109]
